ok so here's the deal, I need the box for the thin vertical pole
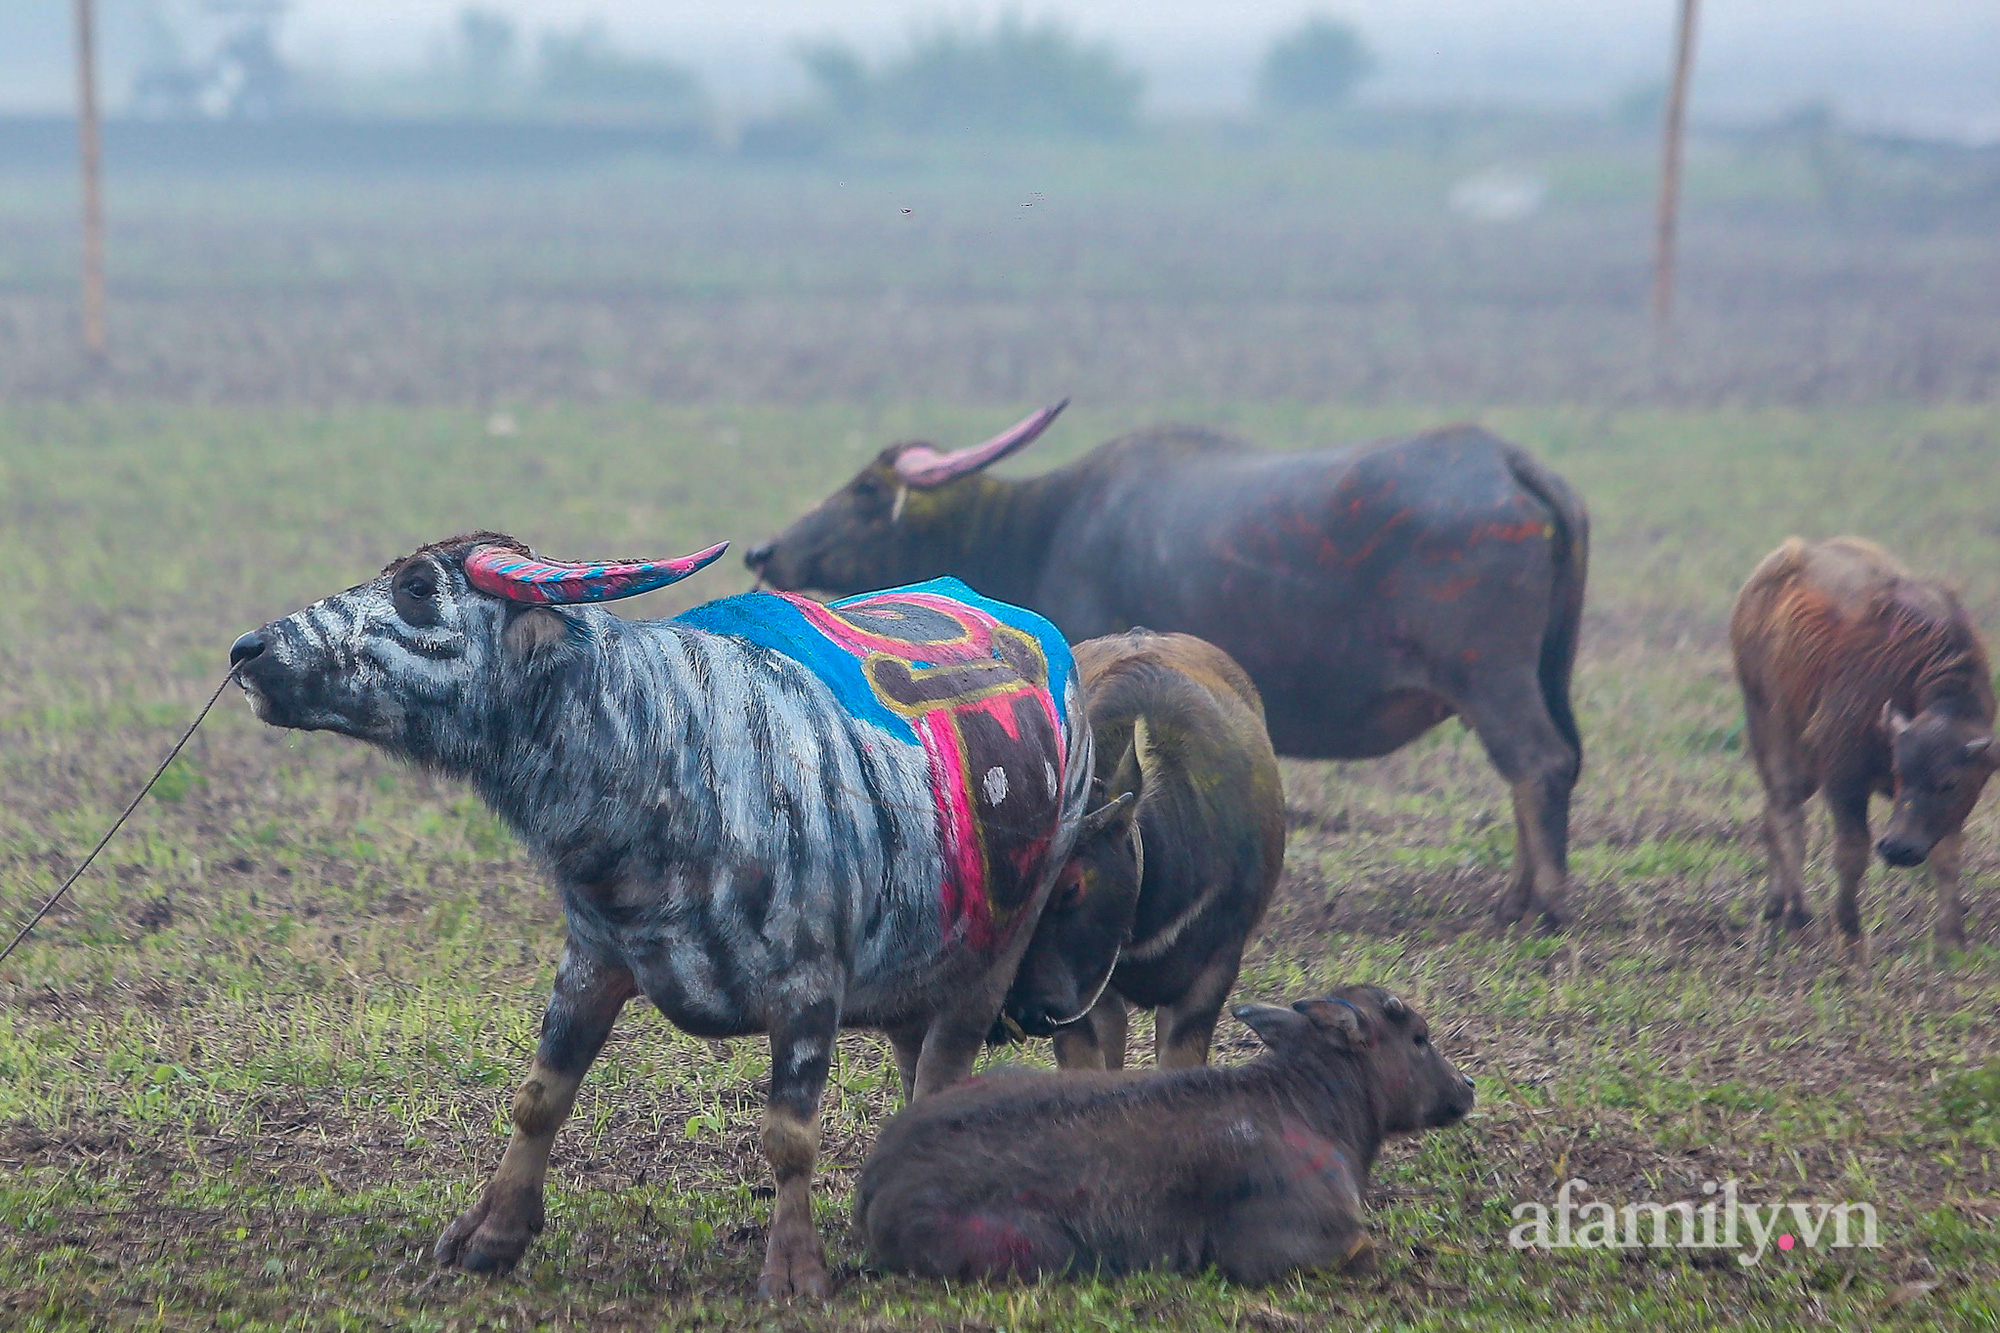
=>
[75,0,107,365]
[1652,0,1699,323]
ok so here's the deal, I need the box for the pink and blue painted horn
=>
[464,541,730,605]
[892,399,1069,488]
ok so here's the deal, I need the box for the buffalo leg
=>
[1743,705,1814,942]
[435,946,635,1274]
[1155,949,1244,1069]
[1052,992,1128,1070]
[1928,829,1967,950]
[758,998,840,1302]
[1826,782,1873,960]
[1757,795,1813,945]
[913,977,1012,1097]
[886,1022,926,1103]
[1495,805,1536,929]
[1209,1186,1367,1284]
[912,893,1057,1096]
[1456,673,1578,929]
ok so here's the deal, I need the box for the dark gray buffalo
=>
[748,407,1588,926]
[228,534,1095,1301]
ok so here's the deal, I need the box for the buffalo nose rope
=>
[0,670,237,966]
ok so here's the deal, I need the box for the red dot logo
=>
[1778,1234,1795,1252]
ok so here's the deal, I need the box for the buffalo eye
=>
[1051,866,1085,912]
[393,565,442,626]
[1413,1031,1429,1048]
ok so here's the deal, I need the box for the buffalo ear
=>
[1233,1002,1314,1050]
[1081,721,1149,840]
[1079,790,1136,837]
[504,606,570,659]
[1881,701,1913,740]
[1110,718,1149,808]
[1296,997,1369,1049]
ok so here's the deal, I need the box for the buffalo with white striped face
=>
[231,532,1095,1302]
[232,534,727,743]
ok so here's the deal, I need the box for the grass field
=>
[2,398,1997,1330]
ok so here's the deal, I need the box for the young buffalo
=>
[1001,630,1285,1070]
[1732,536,1997,954]
[858,985,1475,1284]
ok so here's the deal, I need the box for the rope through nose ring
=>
[0,670,237,966]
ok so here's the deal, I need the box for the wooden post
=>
[1652,0,1699,323]
[74,0,107,365]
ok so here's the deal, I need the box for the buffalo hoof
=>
[1757,904,1813,959]
[1761,900,1812,932]
[1489,898,1564,935]
[434,1190,541,1275]
[757,1217,831,1303]
[1837,932,1871,968]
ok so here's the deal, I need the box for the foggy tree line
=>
[131,6,1380,136]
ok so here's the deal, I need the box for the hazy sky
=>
[5,1,1998,138]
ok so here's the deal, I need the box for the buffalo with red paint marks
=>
[747,409,1589,926]
[856,984,1474,1283]
[1732,536,1998,955]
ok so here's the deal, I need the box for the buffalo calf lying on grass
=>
[1732,536,1997,954]
[858,984,1475,1283]
[1002,629,1285,1069]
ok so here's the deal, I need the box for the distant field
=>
[1,401,1996,1330]
[2,126,1997,408]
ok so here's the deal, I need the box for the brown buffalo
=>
[1731,537,1997,954]
[1000,630,1285,1070]
[747,407,1588,928]
[856,985,1475,1284]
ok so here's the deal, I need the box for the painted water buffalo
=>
[228,534,1095,1301]
[1002,630,1285,1070]
[857,984,1475,1283]
[747,406,1587,927]
[1732,536,1997,954]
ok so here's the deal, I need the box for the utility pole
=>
[1652,0,1699,323]
[75,0,107,366]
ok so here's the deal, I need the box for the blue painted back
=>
[675,577,1074,742]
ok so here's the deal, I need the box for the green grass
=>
[2,402,1998,1329]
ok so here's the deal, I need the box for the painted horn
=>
[892,399,1069,488]
[464,541,729,605]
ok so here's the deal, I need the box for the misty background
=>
[3,1,1996,410]
[2,1,1997,141]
